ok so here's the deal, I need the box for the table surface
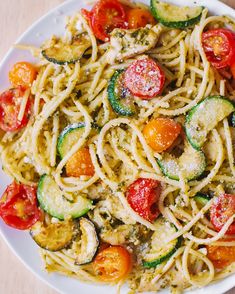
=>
[0,0,235,293]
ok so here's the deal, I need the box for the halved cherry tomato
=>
[143,118,182,153]
[9,62,38,88]
[66,147,95,177]
[0,182,41,230]
[93,245,132,282]
[124,57,165,99]
[82,0,127,42]
[0,86,32,132]
[207,241,235,269]
[126,178,161,222]
[202,28,235,69]
[210,194,235,235]
[127,7,156,29]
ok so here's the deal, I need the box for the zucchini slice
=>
[75,218,99,265]
[30,219,78,251]
[42,36,91,65]
[143,217,181,268]
[57,123,99,158]
[37,175,93,220]
[194,193,211,207]
[185,96,235,150]
[157,142,206,181]
[107,70,136,116]
[150,0,203,29]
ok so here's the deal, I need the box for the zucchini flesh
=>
[185,96,235,150]
[150,0,203,29]
[30,220,78,251]
[194,193,211,207]
[143,217,180,268]
[37,175,93,220]
[42,36,91,65]
[108,70,136,116]
[157,142,206,181]
[75,218,99,265]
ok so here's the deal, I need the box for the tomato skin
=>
[127,7,156,29]
[231,63,235,79]
[9,62,37,87]
[82,0,127,42]
[210,194,235,235]
[0,86,31,132]
[126,178,161,223]
[124,57,165,99]
[0,182,41,230]
[143,118,182,153]
[66,147,95,177]
[93,245,132,282]
[202,29,235,69]
[207,242,235,269]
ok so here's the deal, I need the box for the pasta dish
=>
[1,0,235,292]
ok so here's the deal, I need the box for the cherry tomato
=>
[126,178,161,222]
[124,57,165,99]
[0,86,32,132]
[143,118,182,153]
[82,0,127,42]
[210,194,235,235]
[202,28,235,69]
[207,241,235,269]
[9,62,38,88]
[127,7,156,29]
[0,182,41,230]
[66,147,95,177]
[93,245,132,282]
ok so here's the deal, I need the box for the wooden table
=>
[0,0,234,293]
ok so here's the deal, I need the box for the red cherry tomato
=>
[126,178,161,222]
[0,86,31,132]
[0,182,41,230]
[124,57,165,99]
[202,28,235,69]
[210,194,235,235]
[231,62,235,79]
[82,0,127,42]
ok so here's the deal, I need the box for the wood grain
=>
[0,1,234,294]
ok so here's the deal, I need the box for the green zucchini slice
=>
[157,142,206,181]
[150,0,203,29]
[185,96,235,150]
[194,193,211,207]
[143,217,181,268]
[57,123,99,158]
[75,218,99,265]
[107,69,136,116]
[37,175,93,220]
[42,36,91,65]
[30,219,78,251]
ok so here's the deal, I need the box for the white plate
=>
[0,0,235,293]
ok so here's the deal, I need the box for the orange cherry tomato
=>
[93,245,132,282]
[66,147,95,177]
[9,62,38,87]
[207,241,235,269]
[143,118,182,153]
[127,7,156,29]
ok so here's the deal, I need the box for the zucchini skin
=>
[107,70,135,116]
[42,49,79,65]
[194,193,211,206]
[150,0,203,29]
[37,174,92,220]
[143,237,182,268]
[185,96,235,150]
